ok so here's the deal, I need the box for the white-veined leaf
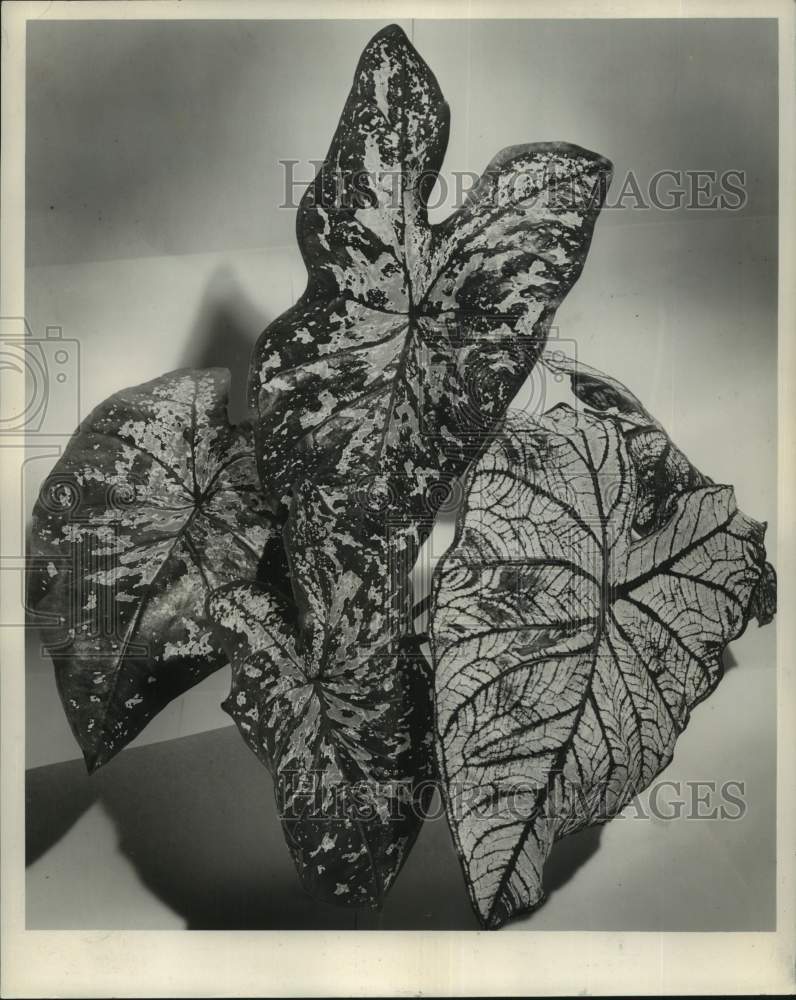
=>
[431,371,776,928]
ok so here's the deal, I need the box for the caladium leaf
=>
[539,349,711,535]
[208,482,433,908]
[540,351,780,596]
[232,23,610,907]
[430,371,776,928]
[28,369,278,772]
[539,349,662,429]
[250,22,612,517]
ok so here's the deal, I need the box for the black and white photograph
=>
[1,2,793,997]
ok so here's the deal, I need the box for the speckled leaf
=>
[250,23,612,519]
[430,375,776,928]
[234,24,610,907]
[208,481,433,908]
[28,369,278,772]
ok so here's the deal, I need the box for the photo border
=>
[2,1,793,995]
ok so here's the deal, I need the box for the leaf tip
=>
[362,23,427,65]
[372,22,411,44]
[83,748,106,776]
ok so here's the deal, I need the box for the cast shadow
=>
[26,756,99,867]
[25,726,475,929]
[26,722,604,930]
[27,726,372,929]
[102,727,361,929]
[179,265,269,425]
[24,636,745,928]
[543,825,603,899]
[723,646,740,674]
[95,728,481,930]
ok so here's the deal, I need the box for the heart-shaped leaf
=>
[430,369,776,928]
[28,368,277,771]
[208,482,433,908]
[232,24,611,906]
[250,23,612,516]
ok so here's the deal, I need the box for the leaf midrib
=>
[85,410,254,755]
[481,422,615,926]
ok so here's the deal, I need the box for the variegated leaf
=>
[250,23,612,518]
[28,369,278,772]
[208,481,433,908]
[430,385,776,928]
[234,23,610,907]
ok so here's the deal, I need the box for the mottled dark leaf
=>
[250,23,612,517]
[28,369,277,772]
[431,376,776,928]
[233,23,611,906]
[208,482,433,908]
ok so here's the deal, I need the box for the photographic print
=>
[2,4,793,998]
